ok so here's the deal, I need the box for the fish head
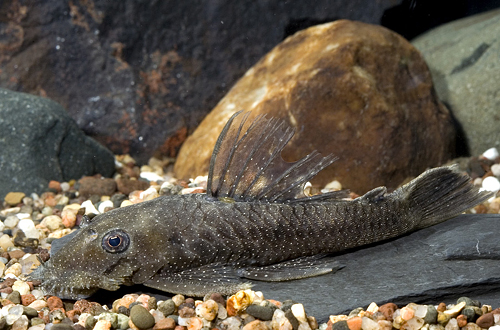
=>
[29,199,170,299]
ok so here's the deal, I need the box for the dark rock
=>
[130,305,156,330]
[332,320,349,330]
[461,306,477,323]
[413,8,500,156]
[111,193,127,208]
[246,304,276,321]
[78,177,117,197]
[284,310,299,330]
[0,88,115,200]
[0,1,396,164]
[116,178,150,195]
[22,307,38,318]
[250,214,500,322]
[174,20,456,194]
[457,297,480,307]
[50,324,74,330]
[424,305,438,324]
[6,291,20,304]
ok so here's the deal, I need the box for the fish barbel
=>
[28,111,492,299]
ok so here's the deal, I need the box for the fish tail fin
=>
[399,165,493,229]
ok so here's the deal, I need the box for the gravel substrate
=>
[1,148,500,330]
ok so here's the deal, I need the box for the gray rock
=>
[412,9,500,156]
[251,214,500,322]
[0,88,115,200]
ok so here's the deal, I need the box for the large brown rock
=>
[174,20,457,193]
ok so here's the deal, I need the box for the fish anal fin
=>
[143,264,251,297]
[207,111,340,203]
[237,255,344,282]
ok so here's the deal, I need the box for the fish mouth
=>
[28,262,126,300]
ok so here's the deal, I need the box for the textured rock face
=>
[412,8,500,156]
[0,88,115,200]
[174,20,456,193]
[0,0,396,164]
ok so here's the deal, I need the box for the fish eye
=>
[102,230,130,253]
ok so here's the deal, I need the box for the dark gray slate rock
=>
[0,88,115,200]
[412,9,500,156]
[0,0,396,163]
[251,214,500,322]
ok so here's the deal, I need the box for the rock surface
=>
[0,88,115,200]
[412,8,500,156]
[174,20,456,193]
[251,214,500,322]
[0,1,397,164]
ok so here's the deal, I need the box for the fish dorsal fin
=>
[206,111,347,203]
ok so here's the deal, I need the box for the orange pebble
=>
[347,317,362,330]
[48,180,61,192]
[437,303,446,312]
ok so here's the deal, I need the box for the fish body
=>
[29,112,492,299]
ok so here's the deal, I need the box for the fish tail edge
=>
[399,165,493,229]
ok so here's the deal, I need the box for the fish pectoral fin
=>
[355,186,387,203]
[143,264,252,297]
[237,255,344,282]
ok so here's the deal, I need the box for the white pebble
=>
[488,326,500,330]
[41,215,63,231]
[473,177,483,186]
[98,200,114,214]
[482,176,500,193]
[5,263,22,277]
[15,213,31,220]
[4,216,19,229]
[12,280,30,295]
[140,171,164,182]
[291,304,308,323]
[482,147,499,160]
[0,221,5,232]
[361,316,380,330]
[17,219,35,232]
[30,290,44,300]
[81,200,100,215]
[140,186,159,201]
[491,164,500,177]
[0,234,14,250]
[28,324,45,330]
[60,182,70,192]
[444,318,458,330]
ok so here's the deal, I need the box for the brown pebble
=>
[476,312,494,328]
[437,303,447,312]
[179,305,196,318]
[379,303,398,321]
[47,296,64,310]
[8,250,25,260]
[66,310,80,322]
[0,287,13,294]
[21,294,36,306]
[0,277,15,290]
[209,293,226,307]
[73,299,93,314]
[5,192,26,206]
[185,298,195,305]
[457,315,467,328]
[1,299,14,306]
[174,326,187,330]
[116,178,150,195]
[153,318,176,330]
[48,181,62,192]
[492,308,500,314]
[79,176,117,197]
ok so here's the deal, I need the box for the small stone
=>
[482,176,500,193]
[444,318,458,330]
[491,164,500,177]
[6,291,21,304]
[332,320,350,330]
[291,304,308,324]
[227,290,254,316]
[463,323,482,330]
[158,299,176,316]
[94,319,112,330]
[98,200,114,214]
[209,293,225,306]
[361,317,379,330]
[51,324,75,330]
[347,317,362,330]
[116,178,150,195]
[0,234,14,250]
[5,215,19,228]
[178,305,195,318]
[222,316,243,330]
[187,317,203,330]
[116,314,130,330]
[22,306,37,318]
[457,297,479,307]
[437,312,452,325]
[30,317,45,326]
[377,320,392,330]
[172,295,185,307]
[476,312,494,328]
[11,315,28,330]
[130,305,155,330]
[40,215,63,231]
[284,310,299,330]
[98,313,118,329]
[444,302,466,317]
[5,192,26,206]
[154,317,176,330]
[437,303,446,313]
[243,319,268,330]
[49,309,66,323]
[79,177,117,197]
[424,305,438,324]
[85,315,97,330]
[47,296,64,310]
[456,315,467,328]
[461,307,477,322]
[379,303,398,322]
[28,300,47,311]
[400,307,415,321]
[12,282,30,296]
[482,147,499,160]
[246,304,276,321]
[140,187,159,201]
[196,299,218,321]
[60,208,77,228]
